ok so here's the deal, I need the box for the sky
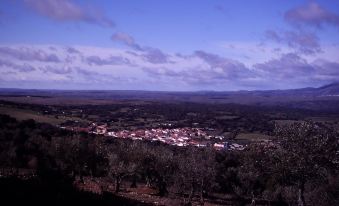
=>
[0,0,339,91]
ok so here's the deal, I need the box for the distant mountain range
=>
[315,83,339,96]
[224,82,339,97]
[0,83,339,111]
[1,82,339,96]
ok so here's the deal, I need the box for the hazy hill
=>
[0,83,339,112]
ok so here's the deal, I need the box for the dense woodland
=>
[0,114,338,205]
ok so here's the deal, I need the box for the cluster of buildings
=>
[62,123,246,151]
[106,127,207,147]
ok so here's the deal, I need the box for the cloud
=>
[24,0,114,27]
[285,2,339,28]
[1,44,339,90]
[194,50,253,79]
[0,59,13,67]
[85,55,131,66]
[141,47,168,64]
[265,30,321,54]
[0,46,61,62]
[0,58,35,72]
[254,53,339,85]
[111,32,141,50]
[40,65,73,74]
[142,50,255,86]
[313,59,339,77]
[76,67,98,76]
[65,47,81,54]
[265,30,283,42]
[254,53,314,79]
[75,67,123,84]
[111,32,168,64]
[12,63,36,72]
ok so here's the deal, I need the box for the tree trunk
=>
[200,179,204,205]
[115,176,121,193]
[90,169,93,178]
[297,182,306,206]
[78,168,84,183]
[146,176,151,187]
[158,178,168,196]
[79,173,84,183]
[250,192,256,206]
[130,174,137,188]
[71,170,76,182]
[188,184,195,205]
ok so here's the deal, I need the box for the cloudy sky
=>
[0,0,339,91]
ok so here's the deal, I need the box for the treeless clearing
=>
[0,106,88,125]
[0,106,64,125]
[236,133,273,142]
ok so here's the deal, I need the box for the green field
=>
[236,133,273,142]
[0,106,87,125]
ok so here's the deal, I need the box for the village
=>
[61,122,246,151]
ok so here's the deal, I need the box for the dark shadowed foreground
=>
[0,113,338,205]
[0,176,151,206]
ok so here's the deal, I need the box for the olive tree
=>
[272,122,338,206]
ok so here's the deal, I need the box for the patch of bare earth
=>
[74,177,237,206]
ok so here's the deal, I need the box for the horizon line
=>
[0,83,336,93]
